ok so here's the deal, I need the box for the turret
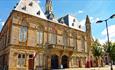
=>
[85,15,92,54]
[45,0,54,20]
[85,15,91,35]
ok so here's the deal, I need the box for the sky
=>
[0,0,115,44]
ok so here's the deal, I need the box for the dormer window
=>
[73,19,76,22]
[29,2,33,6]
[79,25,81,28]
[37,11,40,15]
[72,23,74,26]
[60,18,64,24]
[22,6,26,10]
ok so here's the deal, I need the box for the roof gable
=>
[14,0,46,19]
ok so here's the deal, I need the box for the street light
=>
[96,14,115,70]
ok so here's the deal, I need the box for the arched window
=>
[37,26,43,45]
[48,25,56,44]
[19,22,28,42]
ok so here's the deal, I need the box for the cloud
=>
[37,0,41,3]
[95,18,100,22]
[80,17,100,26]
[78,10,84,14]
[1,21,5,26]
[80,19,85,26]
[98,38,106,44]
[101,25,115,38]
[90,17,100,23]
[101,24,115,43]
[0,19,5,26]
[34,0,40,3]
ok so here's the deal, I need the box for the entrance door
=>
[61,55,69,68]
[51,55,59,69]
[28,55,34,70]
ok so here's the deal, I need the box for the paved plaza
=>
[55,65,115,70]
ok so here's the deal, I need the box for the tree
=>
[92,39,103,67]
[110,43,115,61]
[103,42,115,70]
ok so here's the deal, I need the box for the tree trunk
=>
[96,57,98,67]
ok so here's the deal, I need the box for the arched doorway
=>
[61,55,69,68]
[51,55,59,69]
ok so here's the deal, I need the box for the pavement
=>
[55,65,115,70]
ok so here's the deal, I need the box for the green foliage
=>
[92,39,103,58]
[103,42,115,61]
[109,43,115,61]
[92,46,103,58]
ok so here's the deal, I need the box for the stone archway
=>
[51,55,59,69]
[61,55,69,68]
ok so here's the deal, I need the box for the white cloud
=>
[37,0,40,3]
[0,18,5,26]
[78,10,83,14]
[101,25,115,38]
[1,21,5,26]
[80,19,85,26]
[80,17,100,26]
[79,17,94,27]
[98,38,106,44]
[101,24,115,43]
[89,17,100,23]
[95,18,100,22]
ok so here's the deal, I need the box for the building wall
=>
[0,11,90,70]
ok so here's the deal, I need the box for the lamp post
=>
[96,14,115,70]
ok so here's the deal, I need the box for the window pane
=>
[53,34,56,44]
[17,54,26,67]
[23,27,27,42]
[19,26,27,42]
[63,34,68,47]
[49,33,56,44]
[48,33,52,44]
[37,31,43,44]
[22,54,25,58]
[39,31,43,44]
[18,54,21,58]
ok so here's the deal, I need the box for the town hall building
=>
[0,0,93,70]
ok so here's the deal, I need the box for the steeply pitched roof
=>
[85,15,91,24]
[14,0,46,19]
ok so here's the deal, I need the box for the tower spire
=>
[85,15,92,57]
[45,0,54,20]
[85,15,91,35]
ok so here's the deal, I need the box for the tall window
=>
[81,36,85,52]
[48,26,56,44]
[49,33,56,44]
[37,26,43,45]
[63,32,68,47]
[37,31,43,44]
[73,33,77,49]
[19,23,28,42]
[17,54,26,67]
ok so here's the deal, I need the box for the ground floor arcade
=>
[0,47,88,70]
